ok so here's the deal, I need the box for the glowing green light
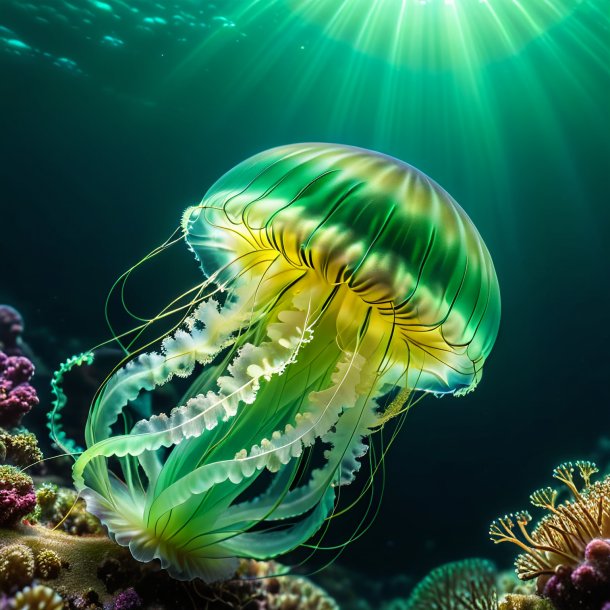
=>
[286,0,584,67]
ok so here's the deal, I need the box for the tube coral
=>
[59,143,500,581]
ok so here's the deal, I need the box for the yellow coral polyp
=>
[490,461,609,580]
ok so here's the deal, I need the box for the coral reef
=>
[0,430,42,468]
[0,465,36,526]
[13,584,64,610]
[108,587,141,610]
[373,561,552,610]
[0,520,339,610]
[490,460,610,610]
[0,305,25,357]
[498,595,554,610]
[0,543,35,590]
[402,558,498,609]
[540,539,610,610]
[36,549,63,579]
[0,351,39,428]
[35,485,103,536]
[271,575,339,610]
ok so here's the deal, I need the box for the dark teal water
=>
[1,0,609,594]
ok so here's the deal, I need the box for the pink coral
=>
[0,306,24,357]
[110,588,142,610]
[541,539,610,610]
[0,465,36,526]
[0,352,39,428]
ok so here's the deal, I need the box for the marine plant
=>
[55,143,500,581]
[490,460,610,610]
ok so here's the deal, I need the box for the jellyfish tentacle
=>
[233,349,369,474]
[73,303,315,492]
[219,386,380,528]
[220,486,336,559]
[87,297,237,445]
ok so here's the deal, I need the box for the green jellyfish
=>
[62,143,500,581]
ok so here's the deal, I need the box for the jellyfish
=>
[60,143,500,582]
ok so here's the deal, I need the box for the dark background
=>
[1,0,609,590]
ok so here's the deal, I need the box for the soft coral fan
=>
[490,461,610,610]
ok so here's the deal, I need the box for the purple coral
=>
[110,588,142,610]
[0,306,24,357]
[0,465,36,526]
[0,352,39,428]
[542,538,610,610]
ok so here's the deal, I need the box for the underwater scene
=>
[1,0,609,608]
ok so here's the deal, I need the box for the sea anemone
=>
[490,461,610,609]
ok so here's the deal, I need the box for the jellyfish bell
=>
[183,143,500,397]
[65,143,500,582]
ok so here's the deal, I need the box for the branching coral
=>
[0,464,36,526]
[490,461,610,610]
[0,352,39,428]
[403,559,498,610]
